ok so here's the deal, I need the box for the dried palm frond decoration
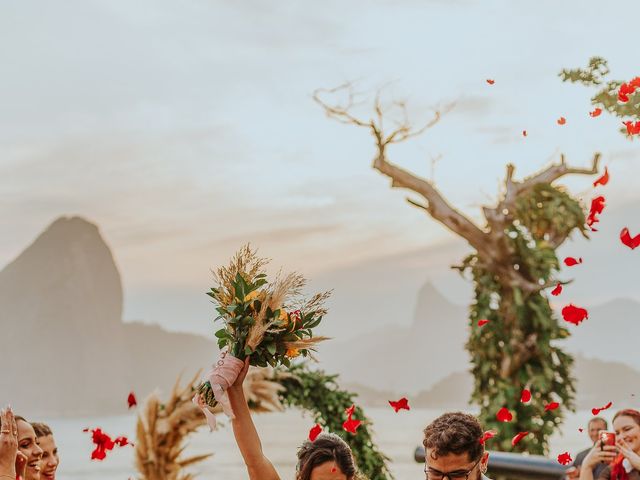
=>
[135,368,286,480]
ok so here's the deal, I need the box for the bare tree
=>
[315,84,600,453]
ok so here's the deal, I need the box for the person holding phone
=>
[579,409,640,480]
[567,417,609,479]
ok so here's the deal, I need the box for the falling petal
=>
[512,432,529,446]
[309,423,322,442]
[496,407,513,422]
[562,304,589,325]
[388,397,410,413]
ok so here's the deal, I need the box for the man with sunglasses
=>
[423,412,491,480]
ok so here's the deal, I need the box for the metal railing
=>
[414,446,568,480]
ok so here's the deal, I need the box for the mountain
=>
[348,355,640,410]
[0,216,218,416]
[318,274,640,398]
[318,281,468,393]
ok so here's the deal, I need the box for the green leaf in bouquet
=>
[217,338,227,349]
[266,342,277,355]
[244,345,254,356]
[255,273,267,279]
[254,278,268,288]
[304,316,322,329]
[234,272,248,299]
[214,329,228,339]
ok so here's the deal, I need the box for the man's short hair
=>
[588,417,607,429]
[423,412,484,462]
[31,422,53,438]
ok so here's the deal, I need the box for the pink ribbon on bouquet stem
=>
[193,349,245,431]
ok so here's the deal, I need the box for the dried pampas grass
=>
[135,367,287,480]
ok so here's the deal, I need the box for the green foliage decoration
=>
[276,362,393,480]
[560,56,640,134]
[455,184,583,454]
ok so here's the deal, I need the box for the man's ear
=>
[480,451,490,473]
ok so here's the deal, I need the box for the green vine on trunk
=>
[455,184,582,454]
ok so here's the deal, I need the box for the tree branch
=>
[314,84,487,252]
[503,153,601,208]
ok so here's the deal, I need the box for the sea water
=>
[49,408,590,479]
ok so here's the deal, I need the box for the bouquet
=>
[194,245,330,427]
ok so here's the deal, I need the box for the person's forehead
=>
[426,449,474,469]
[39,434,56,448]
[589,420,606,429]
[17,419,36,439]
[310,461,347,480]
[614,416,638,428]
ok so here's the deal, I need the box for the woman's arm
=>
[227,359,280,480]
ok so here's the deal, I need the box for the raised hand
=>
[0,406,18,478]
[582,444,618,470]
[617,438,640,471]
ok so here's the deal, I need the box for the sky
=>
[1,0,639,337]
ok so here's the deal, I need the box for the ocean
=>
[49,408,591,479]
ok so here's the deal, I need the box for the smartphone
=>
[600,431,616,449]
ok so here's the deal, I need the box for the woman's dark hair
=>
[296,432,356,480]
[423,412,484,462]
[613,409,640,427]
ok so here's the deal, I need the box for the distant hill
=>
[348,355,640,410]
[318,281,469,393]
[0,216,218,416]
[319,276,640,402]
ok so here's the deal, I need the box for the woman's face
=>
[17,419,43,480]
[38,434,59,480]
[613,415,640,453]
[309,461,349,480]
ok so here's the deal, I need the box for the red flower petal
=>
[478,319,490,327]
[342,404,361,433]
[563,257,582,267]
[496,407,513,422]
[85,427,129,461]
[620,228,640,250]
[593,167,610,187]
[589,108,602,118]
[342,418,362,434]
[551,284,563,296]
[558,452,573,465]
[561,304,589,325]
[557,117,566,125]
[520,389,532,403]
[578,428,584,433]
[512,431,529,446]
[479,430,497,445]
[544,402,560,411]
[309,423,322,442]
[345,404,356,418]
[388,397,410,413]
[623,121,640,135]
[522,130,527,137]
[127,392,137,409]
[486,79,495,85]
[587,196,606,227]
[592,401,613,416]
